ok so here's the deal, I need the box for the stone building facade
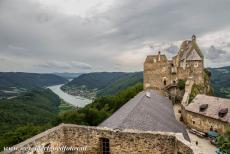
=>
[7,124,195,154]
[144,35,204,91]
[182,95,230,134]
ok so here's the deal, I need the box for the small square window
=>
[100,138,110,154]
[194,63,198,68]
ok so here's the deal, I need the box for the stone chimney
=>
[192,34,196,42]
[158,51,161,62]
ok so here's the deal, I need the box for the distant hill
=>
[0,88,61,149]
[53,72,82,79]
[62,72,143,97]
[0,72,68,90]
[208,66,230,98]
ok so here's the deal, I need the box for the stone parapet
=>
[5,124,195,154]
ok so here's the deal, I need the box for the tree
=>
[217,124,230,153]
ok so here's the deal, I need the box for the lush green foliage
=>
[58,100,76,114]
[189,84,205,103]
[57,83,143,126]
[217,124,230,153]
[0,89,61,150]
[188,69,214,103]
[0,72,67,90]
[177,79,185,90]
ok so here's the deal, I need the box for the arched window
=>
[164,80,167,85]
[163,77,167,86]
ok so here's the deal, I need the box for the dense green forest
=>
[208,66,230,98]
[0,83,143,150]
[0,72,67,90]
[0,88,61,150]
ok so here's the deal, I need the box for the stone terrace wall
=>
[7,124,195,154]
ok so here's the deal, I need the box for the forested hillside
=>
[0,88,61,150]
[0,83,143,150]
[62,72,143,98]
[0,72,68,90]
[208,66,230,98]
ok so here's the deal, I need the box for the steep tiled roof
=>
[185,95,230,122]
[99,90,190,141]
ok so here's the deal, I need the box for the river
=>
[48,84,92,107]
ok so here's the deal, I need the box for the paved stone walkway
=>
[173,104,217,154]
[188,131,217,154]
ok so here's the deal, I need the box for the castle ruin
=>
[144,35,204,91]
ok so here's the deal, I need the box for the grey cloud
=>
[37,61,92,70]
[0,0,230,72]
[165,44,179,54]
[0,58,6,61]
[203,46,229,62]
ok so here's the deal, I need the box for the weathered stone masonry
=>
[8,124,194,154]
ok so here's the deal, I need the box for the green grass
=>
[58,100,76,114]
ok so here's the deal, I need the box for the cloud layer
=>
[0,0,230,72]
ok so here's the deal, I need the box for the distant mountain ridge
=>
[0,72,68,90]
[62,72,143,96]
[53,72,82,79]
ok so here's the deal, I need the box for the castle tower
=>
[144,35,205,91]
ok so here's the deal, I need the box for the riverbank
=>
[48,84,92,108]
[61,85,96,100]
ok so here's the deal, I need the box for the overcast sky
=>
[0,0,230,73]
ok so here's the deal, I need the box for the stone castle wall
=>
[182,110,228,134]
[144,61,170,90]
[7,124,195,154]
[144,60,204,91]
